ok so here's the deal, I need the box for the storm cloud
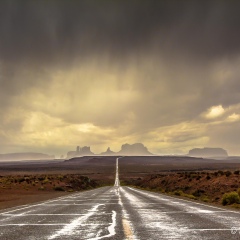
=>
[0,0,240,156]
[1,1,240,62]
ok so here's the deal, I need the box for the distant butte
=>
[101,147,115,156]
[66,143,153,158]
[188,147,228,158]
[118,143,153,156]
[67,146,94,158]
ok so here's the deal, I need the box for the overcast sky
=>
[0,0,240,156]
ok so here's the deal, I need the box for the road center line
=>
[115,157,136,240]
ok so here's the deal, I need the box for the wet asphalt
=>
[0,158,239,240]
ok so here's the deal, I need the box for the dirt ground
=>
[0,173,112,211]
[0,190,71,211]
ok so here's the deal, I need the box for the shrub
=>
[173,190,197,200]
[183,193,197,200]
[225,171,232,177]
[238,188,240,197]
[18,178,25,183]
[201,196,210,202]
[193,189,205,197]
[38,186,45,191]
[234,170,240,175]
[218,170,224,176]
[155,187,164,192]
[222,192,240,205]
[42,179,49,184]
[173,190,183,196]
[38,176,45,181]
[183,186,190,191]
[25,177,30,184]
[54,186,65,191]
[190,174,197,179]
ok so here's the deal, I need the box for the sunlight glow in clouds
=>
[227,113,240,122]
[205,105,225,119]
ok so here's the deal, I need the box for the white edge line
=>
[0,187,109,215]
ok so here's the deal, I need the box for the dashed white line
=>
[2,213,112,216]
[48,204,103,239]
[0,223,106,227]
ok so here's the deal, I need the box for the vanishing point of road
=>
[0,158,240,239]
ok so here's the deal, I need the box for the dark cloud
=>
[0,0,240,65]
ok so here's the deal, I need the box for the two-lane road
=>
[0,158,240,239]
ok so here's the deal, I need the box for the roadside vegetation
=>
[0,174,112,210]
[0,174,109,192]
[0,174,100,192]
[122,170,240,209]
[222,191,240,206]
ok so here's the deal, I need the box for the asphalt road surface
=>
[0,158,240,239]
